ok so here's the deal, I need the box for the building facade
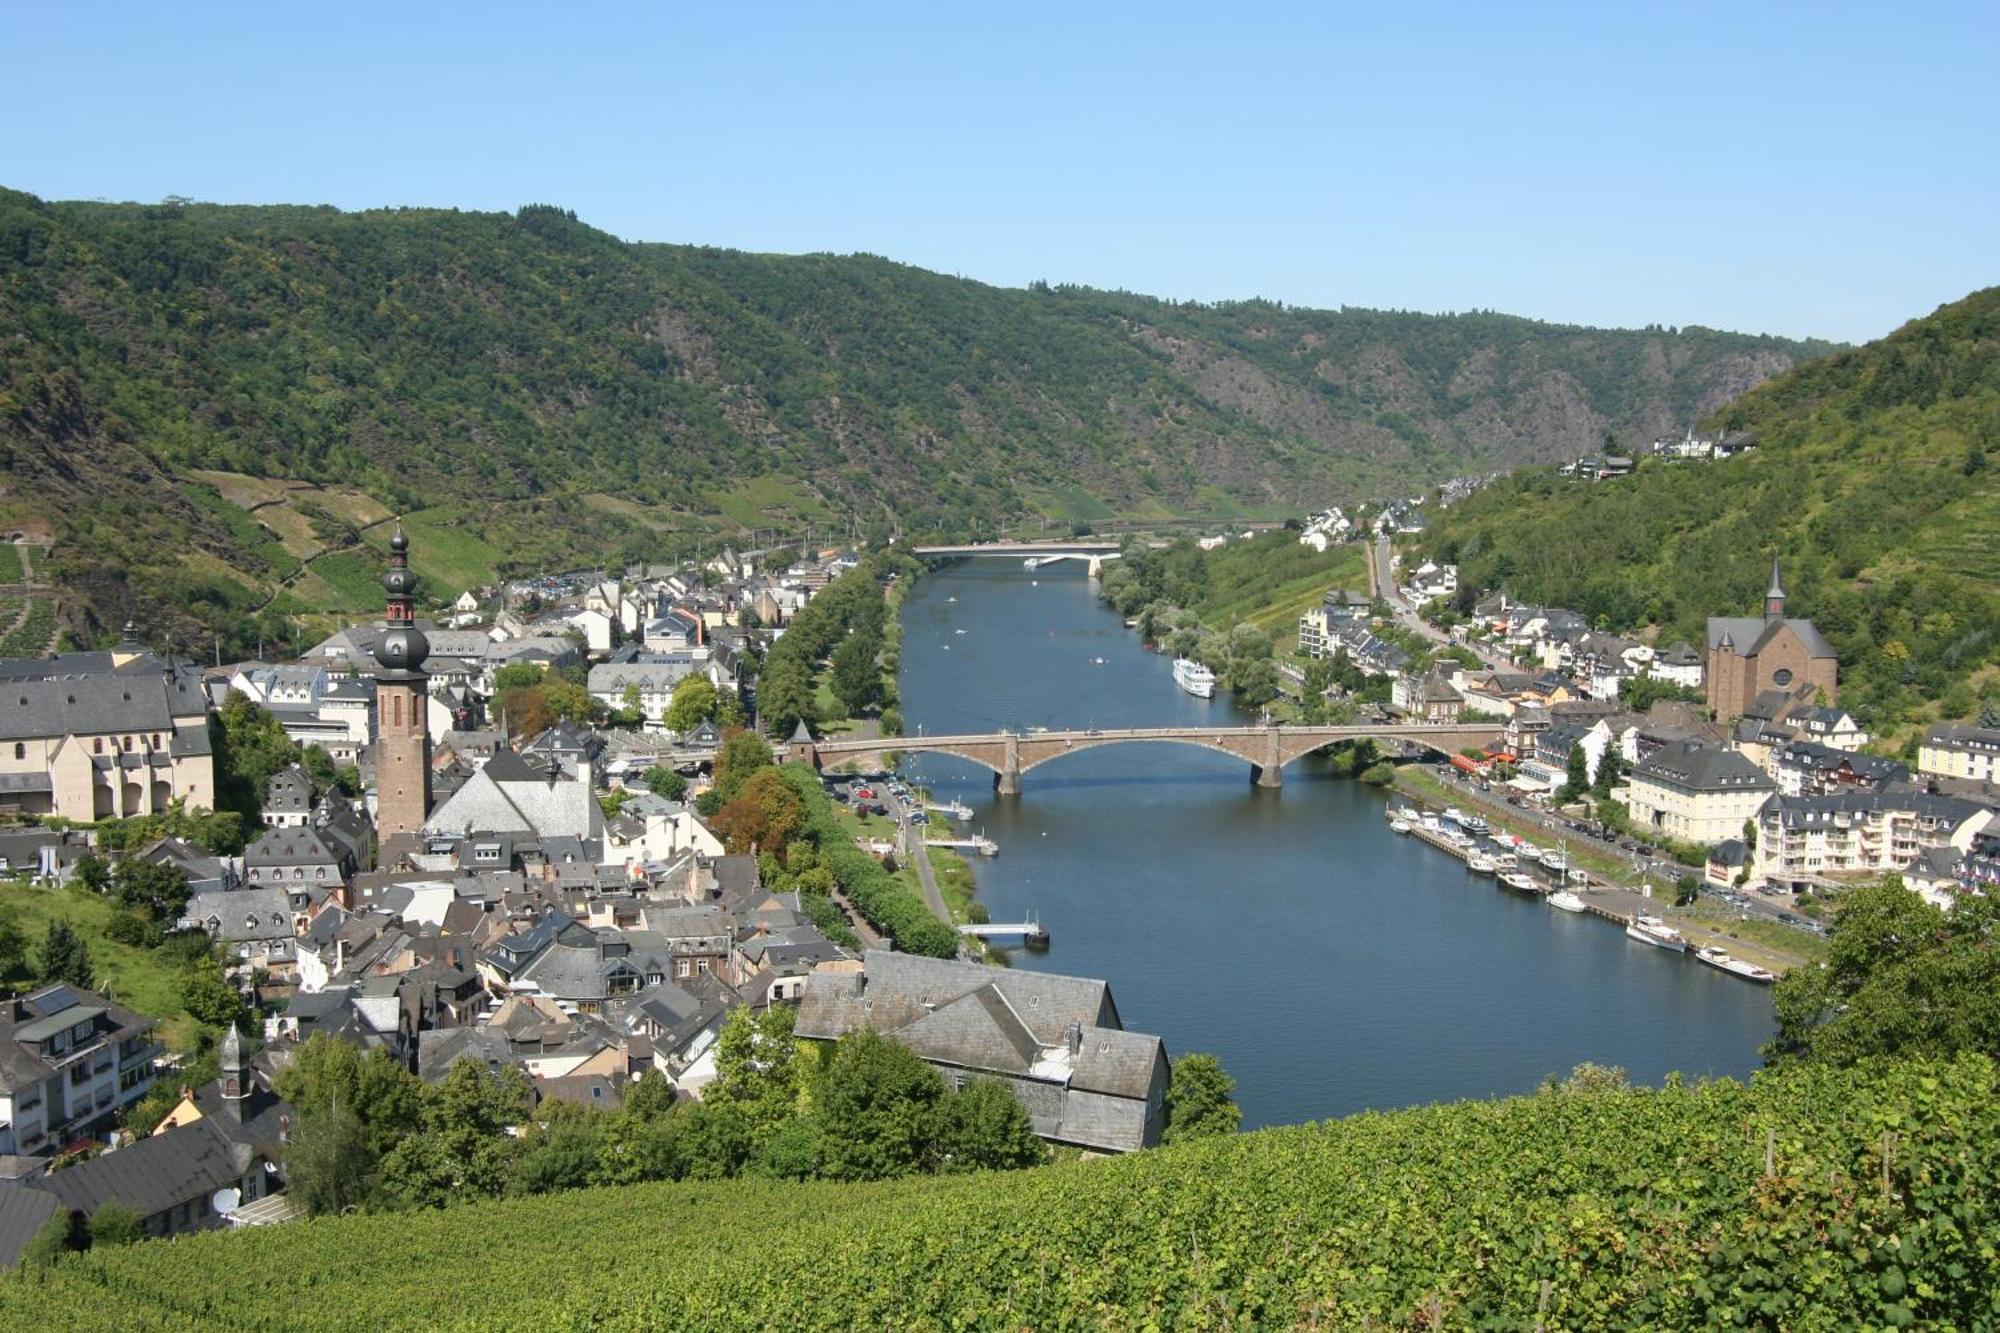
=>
[1704,561,1838,722]
[0,640,214,821]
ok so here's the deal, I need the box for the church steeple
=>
[219,1022,247,1120]
[372,524,433,840]
[1764,557,1787,621]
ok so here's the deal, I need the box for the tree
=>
[284,1100,377,1216]
[35,920,93,988]
[712,729,774,804]
[937,1078,1043,1172]
[1592,743,1623,799]
[379,1060,530,1209]
[71,851,110,894]
[510,1101,608,1197]
[1557,742,1589,803]
[18,1210,83,1268]
[754,659,817,740]
[710,767,808,859]
[0,911,27,979]
[113,858,192,923]
[707,1006,804,1151]
[275,1032,422,1159]
[491,662,545,693]
[643,765,688,801]
[663,675,719,734]
[214,690,300,818]
[829,632,882,717]
[180,962,245,1030]
[1767,881,2000,1067]
[813,1029,947,1181]
[86,1202,145,1248]
[1163,1052,1240,1143]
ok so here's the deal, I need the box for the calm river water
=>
[896,561,1773,1130]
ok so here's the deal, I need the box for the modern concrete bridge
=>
[791,722,1504,794]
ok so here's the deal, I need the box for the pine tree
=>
[35,920,93,989]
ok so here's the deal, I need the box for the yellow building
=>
[0,636,214,821]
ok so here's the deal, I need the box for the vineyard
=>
[5,1055,1995,1329]
[0,597,56,657]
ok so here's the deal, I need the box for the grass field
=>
[0,879,197,1049]
[704,475,833,532]
[364,511,505,595]
[0,544,23,583]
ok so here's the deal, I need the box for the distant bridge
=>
[910,540,1138,576]
[791,722,1504,794]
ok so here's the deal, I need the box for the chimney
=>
[1066,1021,1082,1057]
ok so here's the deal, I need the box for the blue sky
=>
[6,2,1995,343]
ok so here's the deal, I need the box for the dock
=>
[960,916,1049,947]
[927,834,999,856]
[924,799,974,820]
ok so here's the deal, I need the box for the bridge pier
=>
[994,731,1022,797]
[1252,723,1283,788]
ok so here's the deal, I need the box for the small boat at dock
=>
[1547,889,1587,913]
[1498,872,1542,895]
[1466,853,1497,875]
[1625,915,1688,952]
[1390,817,1412,834]
[1695,945,1776,983]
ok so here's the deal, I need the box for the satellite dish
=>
[210,1188,240,1216]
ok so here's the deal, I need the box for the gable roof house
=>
[244,824,353,892]
[795,951,1169,1154]
[422,748,606,860]
[0,985,159,1157]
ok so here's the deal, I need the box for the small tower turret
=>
[1764,557,1787,621]
[218,1022,247,1121]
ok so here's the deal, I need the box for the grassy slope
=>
[4,1056,1993,1329]
[0,880,196,1048]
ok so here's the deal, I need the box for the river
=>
[894,560,1774,1130]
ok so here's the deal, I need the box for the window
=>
[1772,668,1794,686]
[151,734,161,749]
[122,736,133,753]
[11,742,21,759]
[93,738,103,755]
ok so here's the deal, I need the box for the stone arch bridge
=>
[791,723,1504,794]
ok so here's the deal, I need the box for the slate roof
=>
[184,887,297,943]
[245,825,344,869]
[1766,787,1990,832]
[0,1183,61,1269]
[1705,615,1837,660]
[1632,741,1774,795]
[797,951,1117,1047]
[1773,740,1907,788]
[34,1118,245,1220]
[0,652,208,743]
[417,1026,519,1082]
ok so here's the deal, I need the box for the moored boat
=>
[1695,945,1776,983]
[1498,871,1542,895]
[1172,657,1216,698]
[1390,818,1412,834]
[1466,853,1497,875]
[1624,915,1688,952]
[1547,889,1587,913]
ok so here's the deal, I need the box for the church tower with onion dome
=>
[372,526,432,839]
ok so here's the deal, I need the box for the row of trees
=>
[754,551,921,738]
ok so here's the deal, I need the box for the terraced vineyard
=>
[5,1056,1994,1329]
[0,597,57,657]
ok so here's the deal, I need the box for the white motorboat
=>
[1625,915,1688,952]
[1498,872,1542,895]
[1172,657,1216,698]
[1547,890,1587,913]
[1490,851,1519,871]
[1466,853,1497,875]
[1696,945,1776,983]
[1390,818,1412,834]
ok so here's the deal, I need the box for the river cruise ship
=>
[1172,657,1216,698]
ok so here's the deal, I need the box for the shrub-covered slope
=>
[1418,286,2000,730]
[0,187,1827,650]
[6,1056,1994,1330]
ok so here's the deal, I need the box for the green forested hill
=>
[0,187,1827,652]
[3,1056,1993,1329]
[1418,286,2000,732]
